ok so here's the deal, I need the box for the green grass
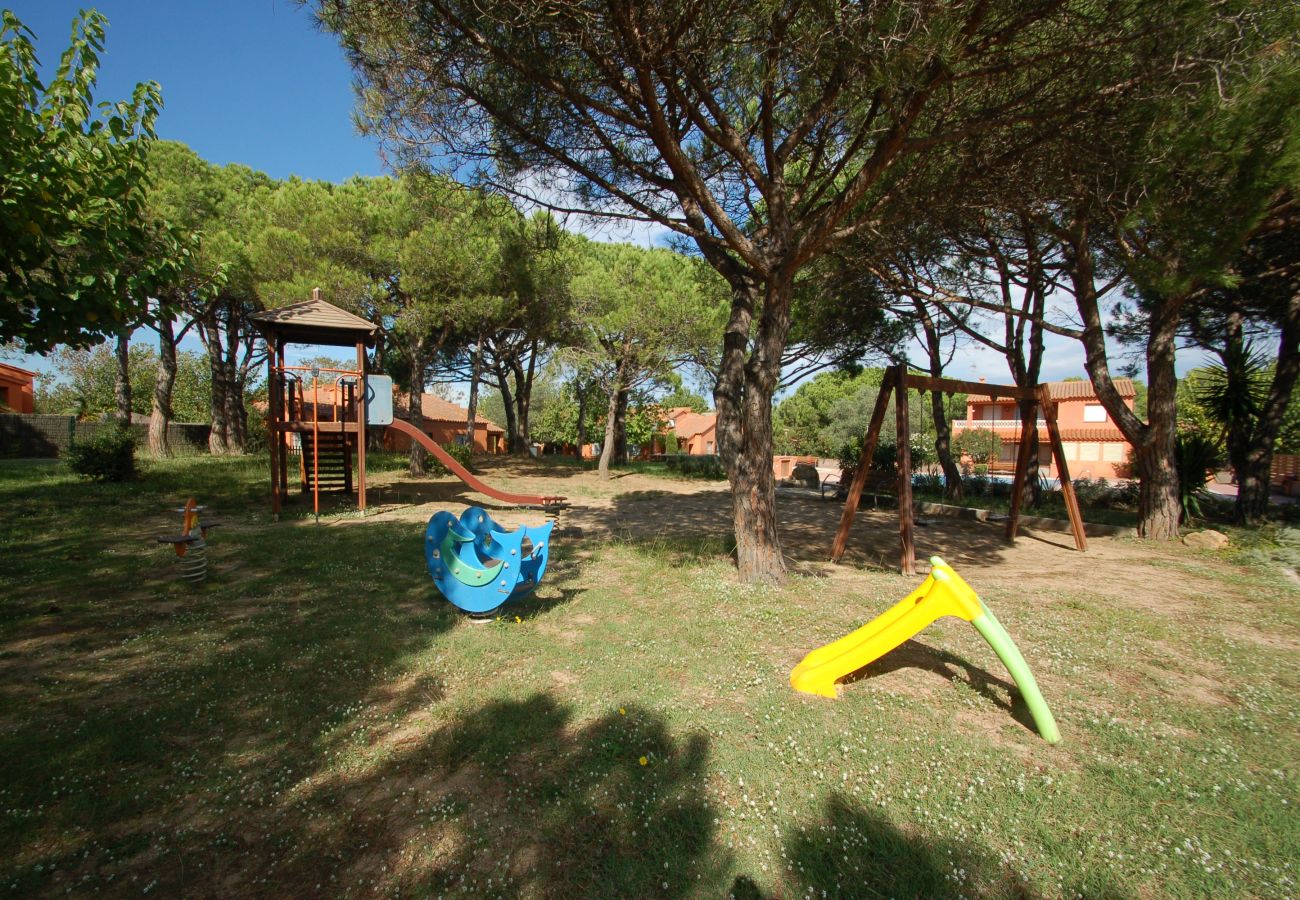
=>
[1,456,1296,897]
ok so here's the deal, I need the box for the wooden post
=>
[277,339,289,502]
[1038,387,1088,551]
[268,350,281,516]
[895,368,916,576]
[356,340,367,512]
[1004,408,1037,541]
[830,366,898,563]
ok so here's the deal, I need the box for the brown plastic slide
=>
[386,417,566,508]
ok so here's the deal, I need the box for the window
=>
[706,441,714,453]
[1079,442,1101,461]
[1083,404,1107,423]
[1102,443,1126,462]
[0,386,9,409]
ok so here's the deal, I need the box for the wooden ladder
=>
[300,429,353,494]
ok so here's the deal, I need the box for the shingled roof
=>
[396,393,504,434]
[250,291,379,347]
[968,378,1135,403]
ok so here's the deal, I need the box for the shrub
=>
[67,425,137,482]
[953,429,1002,465]
[665,453,727,479]
[429,441,474,475]
[244,412,269,454]
[1176,432,1223,521]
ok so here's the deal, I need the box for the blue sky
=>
[10,1,1201,395]
[9,0,383,182]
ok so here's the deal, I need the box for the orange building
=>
[952,378,1137,480]
[0,363,37,413]
[385,394,506,455]
[665,407,717,455]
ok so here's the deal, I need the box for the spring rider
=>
[424,506,554,614]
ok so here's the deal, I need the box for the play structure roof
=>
[968,378,1135,403]
[250,293,379,347]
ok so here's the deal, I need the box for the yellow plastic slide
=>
[790,559,984,699]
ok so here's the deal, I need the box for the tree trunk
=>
[407,351,427,475]
[206,318,229,455]
[508,348,536,455]
[575,380,589,459]
[114,331,131,424]
[612,387,629,463]
[496,366,519,453]
[1133,435,1181,538]
[597,375,622,480]
[1068,221,1181,539]
[714,275,789,583]
[1236,292,1300,523]
[223,328,247,454]
[931,388,964,500]
[466,335,483,453]
[916,307,963,500]
[149,317,177,457]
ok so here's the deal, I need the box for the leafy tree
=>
[774,370,884,458]
[568,243,715,478]
[953,429,1002,466]
[319,0,1151,581]
[36,344,210,422]
[0,11,184,352]
[659,386,710,414]
[1048,4,1300,539]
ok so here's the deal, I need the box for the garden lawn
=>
[0,456,1296,897]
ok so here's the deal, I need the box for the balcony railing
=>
[951,419,1046,430]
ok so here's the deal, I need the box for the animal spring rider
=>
[425,506,554,614]
[156,498,220,583]
[791,556,1061,744]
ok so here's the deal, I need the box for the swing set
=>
[830,364,1088,575]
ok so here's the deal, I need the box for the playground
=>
[1,454,1296,898]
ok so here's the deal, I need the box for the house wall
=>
[960,394,1136,480]
[679,425,717,455]
[0,370,35,414]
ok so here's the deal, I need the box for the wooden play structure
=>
[251,291,566,517]
[830,364,1087,575]
[251,290,377,517]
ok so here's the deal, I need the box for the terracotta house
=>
[577,406,719,459]
[665,407,718,455]
[952,378,1137,480]
[386,394,506,455]
[0,363,37,413]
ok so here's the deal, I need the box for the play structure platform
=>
[791,556,1060,743]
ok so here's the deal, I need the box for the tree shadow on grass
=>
[267,694,728,897]
[840,638,1038,735]
[595,488,1030,575]
[764,792,1126,899]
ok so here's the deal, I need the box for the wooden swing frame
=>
[829,364,1087,575]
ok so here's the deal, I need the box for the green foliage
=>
[952,429,1002,465]
[67,426,136,481]
[659,386,710,413]
[664,454,726,479]
[773,370,885,457]
[0,11,185,351]
[35,343,211,422]
[1176,432,1224,521]
[429,441,473,474]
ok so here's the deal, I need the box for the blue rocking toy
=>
[424,506,555,614]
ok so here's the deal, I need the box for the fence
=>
[0,414,210,458]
